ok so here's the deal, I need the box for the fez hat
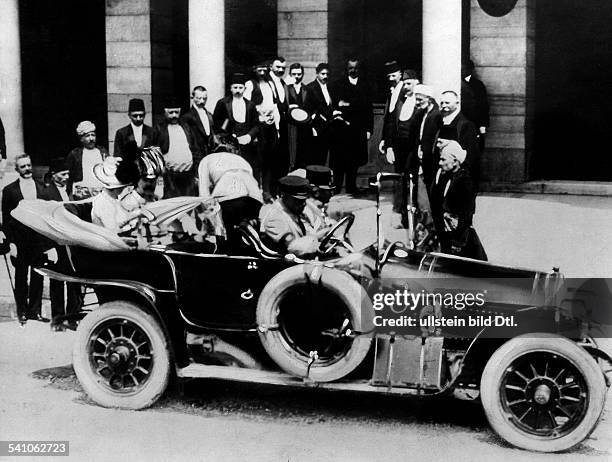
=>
[278,175,310,199]
[48,157,69,174]
[230,73,247,85]
[402,69,420,81]
[128,98,146,112]
[163,96,181,109]
[306,165,334,190]
[76,120,96,136]
[384,60,401,75]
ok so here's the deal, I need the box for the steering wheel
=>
[318,214,355,254]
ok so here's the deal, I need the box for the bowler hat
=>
[384,60,401,75]
[306,165,334,190]
[48,157,69,174]
[278,175,310,199]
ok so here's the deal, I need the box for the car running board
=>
[177,363,431,396]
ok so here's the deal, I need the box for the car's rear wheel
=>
[73,301,171,410]
[480,334,606,452]
[257,265,373,382]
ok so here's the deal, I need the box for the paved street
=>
[0,192,612,461]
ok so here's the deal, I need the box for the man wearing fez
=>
[113,98,155,157]
[40,158,81,324]
[213,73,260,172]
[181,86,215,157]
[66,121,109,199]
[153,97,200,197]
[330,58,373,194]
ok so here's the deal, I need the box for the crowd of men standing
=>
[0,55,489,326]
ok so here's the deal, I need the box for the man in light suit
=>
[181,86,215,157]
[113,98,155,157]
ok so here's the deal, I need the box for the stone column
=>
[422,0,462,97]
[189,0,225,109]
[106,0,153,153]
[470,0,534,183]
[0,0,25,163]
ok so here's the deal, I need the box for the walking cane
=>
[2,253,18,319]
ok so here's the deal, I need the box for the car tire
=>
[257,265,373,382]
[480,333,606,452]
[73,301,171,410]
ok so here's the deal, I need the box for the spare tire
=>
[257,264,373,382]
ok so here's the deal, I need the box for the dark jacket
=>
[304,80,335,133]
[461,76,490,129]
[0,116,5,159]
[1,179,50,258]
[180,106,215,156]
[382,83,408,147]
[287,83,308,109]
[65,145,110,195]
[152,121,201,171]
[212,96,260,140]
[415,105,443,187]
[330,76,373,166]
[113,124,155,157]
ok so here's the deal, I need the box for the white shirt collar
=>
[464,75,472,82]
[348,76,358,85]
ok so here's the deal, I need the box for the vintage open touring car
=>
[13,173,612,453]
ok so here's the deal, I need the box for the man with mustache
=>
[2,154,53,324]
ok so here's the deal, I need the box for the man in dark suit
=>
[113,98,155,157]
[380,60,406,164]
[213,73,261,179]
[0,116,6,178]
[2,154,51,324]
[330,58,373,193]
[414,84,442,189]
[269,57,291,180]
[287,63,311,168]
[461,59,489,153]
[304,63,335,166]
[439,90,481,186]
[153,97,201,197]
[39,158,81,324]
[181,86,215,157]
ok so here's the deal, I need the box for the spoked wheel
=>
[480,334,606,452]
[73,301,171,410]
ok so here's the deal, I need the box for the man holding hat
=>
[430,140,486,261]
[153,97,200,198]
[213,73,260,173]
[113,98,155,157]
[259,175,328,257]
[66,121,109,199]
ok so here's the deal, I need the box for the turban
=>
[76,121,96,136]
[441,140,467,164]
[414,84,434,99]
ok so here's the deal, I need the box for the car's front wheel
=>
[73,301,171,410]
[480,334,606,452]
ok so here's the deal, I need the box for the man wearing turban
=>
[66,121,110,199]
